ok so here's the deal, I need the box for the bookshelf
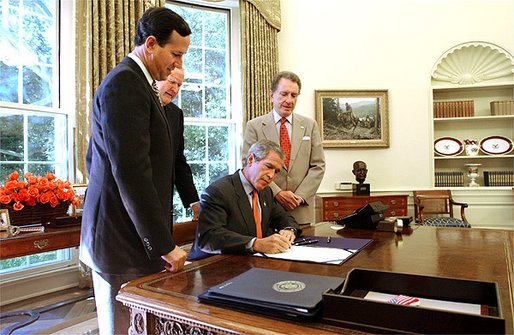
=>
[431,42,514,188]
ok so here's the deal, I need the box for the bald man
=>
[156,68,200,221]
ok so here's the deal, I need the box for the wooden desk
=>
[117,225,514,334]
[316,193,408,221]
[0,226,81,260]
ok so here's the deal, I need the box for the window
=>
[166,1,241,222]
[0,0,74,275]
[0,0,67,182]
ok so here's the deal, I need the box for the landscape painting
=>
[315,90,389,148]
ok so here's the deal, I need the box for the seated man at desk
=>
[188,140,301,260]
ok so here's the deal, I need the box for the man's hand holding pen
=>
[253,233,293,254]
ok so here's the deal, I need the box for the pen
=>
[293,239,319,246]
[343,248,355,254]
[327,236,331,243]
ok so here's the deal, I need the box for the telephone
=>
[336,201,388,229]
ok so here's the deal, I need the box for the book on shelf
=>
[433,100,474,118]
[490,101,514,116]
[435,171,464,187]
[483,171,514,187]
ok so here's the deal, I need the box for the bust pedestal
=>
[352,183,370,195]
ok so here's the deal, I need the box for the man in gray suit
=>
[80,7,191,334]
[188,140,300,260]
[243,71,326,225]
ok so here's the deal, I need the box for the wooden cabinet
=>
[0,226,81,260]
[431,42,514,188]
[316,193,408,221]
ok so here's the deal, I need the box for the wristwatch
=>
[283,226,298,236]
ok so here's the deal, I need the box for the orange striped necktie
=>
[251,190,262,238]
[279,117,291,169]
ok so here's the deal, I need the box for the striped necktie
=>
[151,81,163,106]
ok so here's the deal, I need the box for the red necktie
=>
[280,117,291,169]
[251,190,262,238]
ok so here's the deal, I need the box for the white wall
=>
[277,0,514,193]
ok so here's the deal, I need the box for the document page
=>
[255,245,354,265]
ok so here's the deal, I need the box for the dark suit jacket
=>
[164,103,198,209]
[188,171,300,260]
[80,56,176,275]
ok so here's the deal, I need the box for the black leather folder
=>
[198,267,344,319]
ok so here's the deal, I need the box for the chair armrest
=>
[450,200,468,208]
[449,200,469,224]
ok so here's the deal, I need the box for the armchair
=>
[413,190,471,228]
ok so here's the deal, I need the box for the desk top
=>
[118,224,514,334]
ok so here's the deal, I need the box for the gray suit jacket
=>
[188,171,300,260]
[80,56,176,275]
[243,112,326,224]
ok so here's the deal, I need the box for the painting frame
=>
[0,209,10,231]
[315,89,389,148]
[71,184,88,217]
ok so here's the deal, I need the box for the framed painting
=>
[71,184,87,216]
[0,209,10,231]
[315,90,389,148]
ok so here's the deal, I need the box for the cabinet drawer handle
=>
[390,210,396,216]
[34,239,49,250]
[333,213,339,218]
[333,201,339,207]
[390,200,397,205]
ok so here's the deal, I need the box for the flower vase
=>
[465,163,481,187]
[0,202,70,226]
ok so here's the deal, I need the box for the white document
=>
[255,245,354,265]
[364,291,481,315]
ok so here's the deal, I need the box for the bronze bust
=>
[352,161,368,184]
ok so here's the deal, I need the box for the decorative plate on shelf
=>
[434,137,463,156]
[479,136,514,155]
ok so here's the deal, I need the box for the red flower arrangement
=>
[0,171,80,211]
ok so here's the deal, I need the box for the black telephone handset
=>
[336,201,388,229]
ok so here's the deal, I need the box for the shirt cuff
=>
[246,237,256,252]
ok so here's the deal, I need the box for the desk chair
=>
[413,190,471,228]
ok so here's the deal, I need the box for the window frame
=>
[0,0,78,282]
[168,0,242,222]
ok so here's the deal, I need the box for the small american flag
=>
[388,295,420,306]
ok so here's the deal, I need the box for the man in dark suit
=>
[156,68,199,220]
[79,7,191,335]
[188,140,301,260]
